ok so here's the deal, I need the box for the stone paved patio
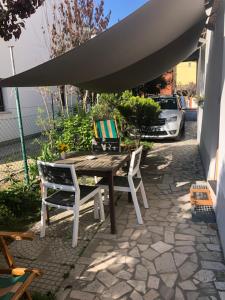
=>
[4,122,225,299]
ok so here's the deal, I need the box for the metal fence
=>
[0,114,45,183]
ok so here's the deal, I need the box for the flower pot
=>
[60,152,66,160]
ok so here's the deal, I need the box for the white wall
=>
[215,0,225,256]
[199,3,224,179]
[199,0,225,255]
[0,4,52,142]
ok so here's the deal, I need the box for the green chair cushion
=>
[0,273,30,300]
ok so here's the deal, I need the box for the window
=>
[0,88,4,112]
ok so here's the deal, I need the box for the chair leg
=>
[98,190,105,221]
[94,194,99,219]
[25,290,32,300]
[129,181,144,225]
[40,202,47,238]
[72,204,80,248]
[140,181,149,208]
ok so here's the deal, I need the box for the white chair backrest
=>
[128,146,143,177]
[37,161,79,193]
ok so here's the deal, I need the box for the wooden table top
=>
[55,152,130,173]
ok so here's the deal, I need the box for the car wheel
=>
[175,123,184,141]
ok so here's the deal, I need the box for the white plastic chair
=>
[97,146,149,224]
[37,161,105,248]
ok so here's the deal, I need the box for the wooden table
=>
[56,152,130,234]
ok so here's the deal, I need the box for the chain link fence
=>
[0,114,47,183]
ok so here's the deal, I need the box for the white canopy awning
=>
[0,0,206,92]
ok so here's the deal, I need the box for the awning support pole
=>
[9,46,29,185]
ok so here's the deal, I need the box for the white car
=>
[141,95,185,139]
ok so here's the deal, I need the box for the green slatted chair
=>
[0,231,42,300]
[93,119,120,152]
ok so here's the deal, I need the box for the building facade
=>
[198,0,225,255]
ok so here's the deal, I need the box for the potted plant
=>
[57,143,69,159]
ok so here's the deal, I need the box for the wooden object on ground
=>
[190,183,213,206]
[0,231,42,300]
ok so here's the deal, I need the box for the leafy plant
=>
[37,113,94,162]
[118,91,161,143]
[0,181,41,229]
[140,141,154,150]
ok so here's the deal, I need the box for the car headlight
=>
[167,116,178,123]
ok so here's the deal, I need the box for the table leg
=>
[108,172,116,234]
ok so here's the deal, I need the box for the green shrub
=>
[0,182,40,228]
[118,91,161,129]
[140,141,154,150]
[37,113,94,161]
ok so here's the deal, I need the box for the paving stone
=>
[107,263,124,274]
[194,270,216,283]
[125,256,140,266]
[179,280,197,290]
[102,281,132,299]
[175,246,196,254]
[83,279,105,294]
[116,270,132,280]
[142,248,160,261]
[135,264,148,280]
[122,229,134,237]
[160,273,178,287]
[206,244,221,252]
[129,247,141,258]
[165,231,175,244]
[199,251,223,262]
[155,253,177,273]
[179,261,198,280]
[143,289,159,300]
[201,261,225,271]
[219,292,225,300]
[137,244,149,252]
[97,271,118,287]
[151,241,173,253]
[160,284,175,300]
[190,253,198,263]
[147,275,160,289]
[175,287,185,300]
[175,240,195,246]
[130,290,143,300]
[186,292,200,300]
[70,290,95,300]
[174,253,188,267]
[118,242,130,249]
[141,258,157,275]
[148,226,164,235]
[175,234,195,241]
[128,280,146,294]
[215,282,225,290]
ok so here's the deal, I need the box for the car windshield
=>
[153,97,178,110]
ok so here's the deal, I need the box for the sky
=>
[104,0,148,27]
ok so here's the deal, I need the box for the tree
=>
[49,0,111,58]
[0,0,45,41]
[44,0,111,113]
